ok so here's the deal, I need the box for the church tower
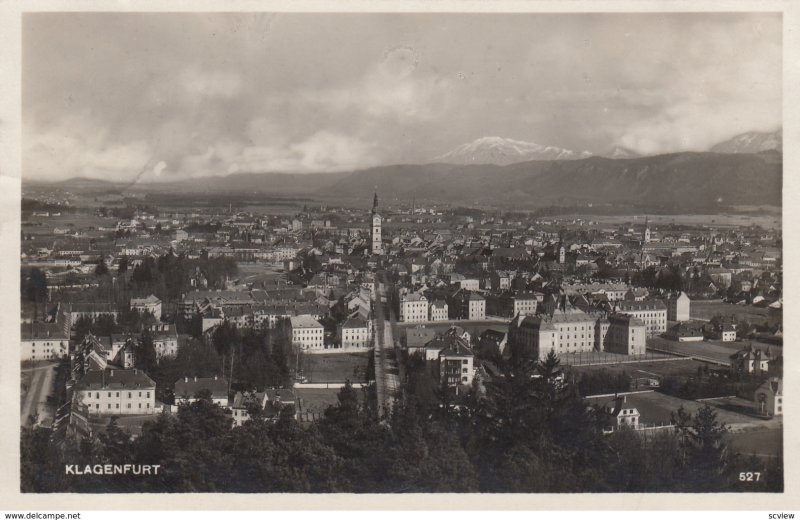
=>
[643,216,651,244]
[371,190,382,255]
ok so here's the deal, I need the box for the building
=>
[730,346,771,375]
[339,316,370,350]
[754,378,783,417]
[508,314,557,361]
[290,314,325,350]
[130,294,162,319]
[405,326,437,355]
[719,323,737,342]
[174,375,229,407]
[486,292,539,318]
[151,323,179,359]
[437,338,475,386]
[400,292,428,323]
[74,368,156,415]
[605,395,641,430]
[429,299,449,321]
[463,292,486,320]
[545,301,597,355]
[615,300,667,336]
[666,322,705,342]
[603,314,646,355]
[21,322,69,361]
[665,291,691,322]
[370,191,383,255]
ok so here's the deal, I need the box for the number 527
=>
[739,472,761,481]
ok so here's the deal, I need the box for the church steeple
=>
[370,188,382,255]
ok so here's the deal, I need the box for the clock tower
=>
[371,190,382,255]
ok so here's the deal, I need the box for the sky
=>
[22,12,782,182]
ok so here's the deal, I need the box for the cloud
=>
[22,13,782,181]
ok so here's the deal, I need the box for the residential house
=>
[174,375,229,407]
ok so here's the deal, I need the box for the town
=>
[20,183,783,492]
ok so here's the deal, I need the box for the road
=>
[373,275,401,419]
[21,362,58,427]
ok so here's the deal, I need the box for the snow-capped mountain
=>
[709,129,782,154]
[601,146,641,159]
[434,136,592,165]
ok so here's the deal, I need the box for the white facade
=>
[290,314,325,350]
[429,301,449,321]
[75,369,156,416]
[371,213,382,255]
[21,326,68,361]
[666,292,691,322]
[400,293,428,323]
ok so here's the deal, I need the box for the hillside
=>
[324,152,781,210]
[25,151,781,212]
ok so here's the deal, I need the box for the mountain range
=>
[26,129,782,212]
[433,136,592,165]
[709,129,782,154]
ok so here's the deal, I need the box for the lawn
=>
[299,351,371,383]
[728,426,783,458]
[690,301,781,326]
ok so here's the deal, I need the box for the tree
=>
[118,256,129,274]
[94,259,109,276]
[672,405,734,491]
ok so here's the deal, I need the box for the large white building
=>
[290,314,325,350]
[74,368,156,415]
[21,322,69,361]
[400,292,428,323]
[603,314,646,356]
[615,300,667,336]
[339,316,371,350]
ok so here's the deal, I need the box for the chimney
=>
[184,377,188,383]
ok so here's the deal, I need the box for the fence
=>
[564,350,685,367]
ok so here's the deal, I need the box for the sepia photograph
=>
[17,9,784,495]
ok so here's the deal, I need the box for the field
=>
[690,301,780,326]
[647,337,781,365]
[585,391,772,428]
[25,214,119,235]
[560,211,781,229]
[728,426,783,458]
[298,351,371,383]
[571,358,709,380]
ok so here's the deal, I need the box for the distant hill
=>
[710,129,782,154]
[26,151,781,212]
[325,152,781,210]
[433,136,591,165]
